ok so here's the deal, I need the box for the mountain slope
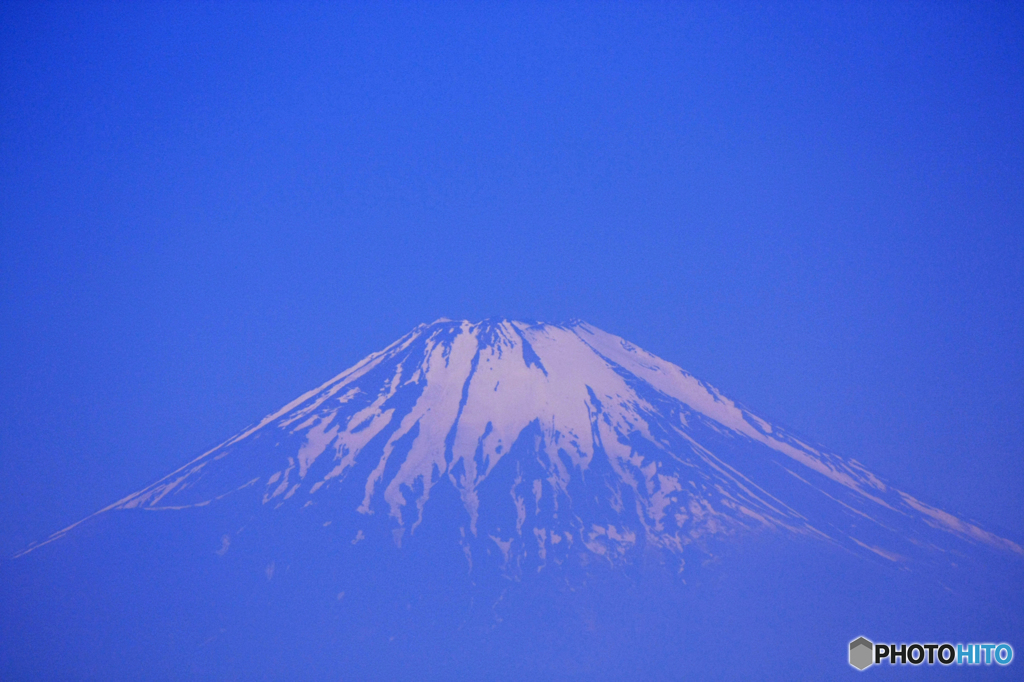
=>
[6,319,1022,680]
[22,319,1019,571]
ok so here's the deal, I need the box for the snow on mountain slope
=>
[20,319,1021,569]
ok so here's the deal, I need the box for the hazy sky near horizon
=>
[1,2,1021,558]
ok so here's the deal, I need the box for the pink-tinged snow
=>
[17,319,1019,564]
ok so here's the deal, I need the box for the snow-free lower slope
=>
[21,319,1021,569]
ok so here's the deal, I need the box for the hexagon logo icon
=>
[849,637,874,670]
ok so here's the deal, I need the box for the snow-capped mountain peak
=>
[21,319,1020,567]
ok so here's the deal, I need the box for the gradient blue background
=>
[1,1,1021,559]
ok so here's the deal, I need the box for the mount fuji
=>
[4,319,1022,680]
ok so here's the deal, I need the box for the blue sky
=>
[1,2,1021,558]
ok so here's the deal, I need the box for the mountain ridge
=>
[19,318,1020,571]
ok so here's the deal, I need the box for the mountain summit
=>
[23,318,1019,567]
